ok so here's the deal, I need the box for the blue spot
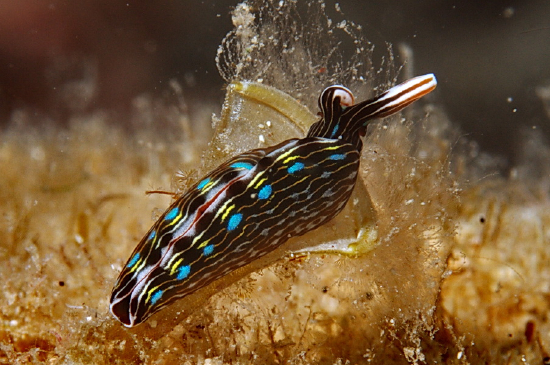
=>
[203,244,214,256]
[165,207,179,221]
[288,162,304,174]
[177,265,191,280]
[151,290,163,305]
[230,162,254,170]
[127,253,140,268]
[258,185,272,200]
[227,213,243,231]
[197,178,210,190]
[331,125,339,138]
[329,154,346,161]
[148,231,156,240]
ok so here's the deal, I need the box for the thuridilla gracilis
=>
[110,74,437,327]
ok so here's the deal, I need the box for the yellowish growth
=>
[231,81,318,132]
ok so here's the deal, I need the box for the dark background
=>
[1,0,549,164]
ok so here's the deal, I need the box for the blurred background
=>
[0,0,549,164]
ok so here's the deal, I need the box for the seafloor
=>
[2,81,550,365]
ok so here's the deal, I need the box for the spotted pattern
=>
[197,178,210,190]
[110,74,437,327]
[150,290,163,305]
[258,185,272,200]
[127,253,140,268]
[165,208,179,221]
[230,162,254,170]
[288,162,304,174]
[177,265,191,280]
[227,213,243,231]
[203,244,215,256]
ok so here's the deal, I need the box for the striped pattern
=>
[308,74,437,150]
[110,74,437,327]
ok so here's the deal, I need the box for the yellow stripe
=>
[166,210,184,228]
[166,251,183,268]
[197,239,211,249]
[169,258,184,276]
[190,230,207,247]
[215,201,230,218]
[247,170,265,188]
[220,204,235,221]
[283,154,300,164]
[254,177,267,189]
[275,146,297,163]
[129,258,142,273]
[146,285,162,303]
[248,143,299,188]
[202,180,215,192]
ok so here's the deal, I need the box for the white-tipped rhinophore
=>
[375,73,437,115]
[327,85,355,107]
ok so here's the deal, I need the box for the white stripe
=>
[377,73,437,108]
